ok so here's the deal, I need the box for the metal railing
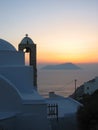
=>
[47,104,58,121]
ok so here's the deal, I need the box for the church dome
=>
[20,34,34,45]
[0,39,16,51]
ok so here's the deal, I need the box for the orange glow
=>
[24,43,98,64]
[32,20,98,64]
[1,0,97,65]
[24,40,98,64]
[37,53,98,64]
[37,40,98,64]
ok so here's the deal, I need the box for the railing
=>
[47,104,58,121]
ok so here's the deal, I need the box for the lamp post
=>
[74,79,77,98]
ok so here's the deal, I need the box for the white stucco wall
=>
[0,39,51,130]
[46,96,81,117]
[0,66,45,103]
[84,77,98,95]
[0,51,24,66]
[0,75,22,111]
[16,103,51,130]
[0,66,33,93]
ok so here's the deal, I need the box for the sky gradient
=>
[0,0,98,64]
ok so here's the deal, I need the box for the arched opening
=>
[25,52,30,65]
[23,48,30,66]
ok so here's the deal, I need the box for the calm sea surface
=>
[37,64,98,97]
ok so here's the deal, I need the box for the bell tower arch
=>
[18,34,37,88]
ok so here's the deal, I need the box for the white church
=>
[0,35,81,130]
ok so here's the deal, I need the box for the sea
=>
[37,63,98,97]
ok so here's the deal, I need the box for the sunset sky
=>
[0,0,98,64]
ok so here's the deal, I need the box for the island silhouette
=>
[41,62,81,70]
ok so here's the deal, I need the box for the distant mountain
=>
[41,62,81,70]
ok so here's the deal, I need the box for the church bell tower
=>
[18,34,37,89]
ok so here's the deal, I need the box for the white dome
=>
[20,35,34,45]
[0,39,16,51]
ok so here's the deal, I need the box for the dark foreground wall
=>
[49,113,78,130]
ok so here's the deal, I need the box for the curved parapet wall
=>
[0,75,22,111]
